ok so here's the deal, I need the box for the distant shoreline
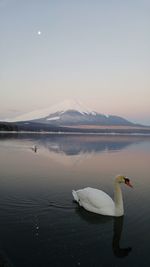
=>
[0,130,150,136]
[1,121,150,136]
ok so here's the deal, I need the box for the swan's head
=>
[116,175,133,188]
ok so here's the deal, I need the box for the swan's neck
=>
[114,182,124,216]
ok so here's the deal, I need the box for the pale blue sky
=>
[0,0,150,124]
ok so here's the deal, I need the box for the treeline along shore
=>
[0,121,150,135]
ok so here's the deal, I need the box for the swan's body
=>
[72,175,132,217]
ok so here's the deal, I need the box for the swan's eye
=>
[124,178,129,183]
[124,177,133,188]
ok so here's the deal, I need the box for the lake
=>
[0,133,150,267]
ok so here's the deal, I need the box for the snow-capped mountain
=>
[5,100,96,122]
[5,99,137,127]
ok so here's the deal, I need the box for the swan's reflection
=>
[112,216,132,257]
[75,206,132,258]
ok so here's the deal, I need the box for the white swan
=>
[72,175,133,217]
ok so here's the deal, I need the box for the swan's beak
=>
[126,181,133,188]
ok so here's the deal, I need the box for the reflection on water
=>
[30,134,150,155]
[1,133,150,156]
[0,134,150,266]
[76,207,132,258]
[112,216,132,258]
[40,135,136,155]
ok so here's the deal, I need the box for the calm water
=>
[0,133,150,267]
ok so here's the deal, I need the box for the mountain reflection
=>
[0,133,150,156]
[75,207,132,258]
[38,135,149,155]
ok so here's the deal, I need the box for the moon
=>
[37,31,42,35]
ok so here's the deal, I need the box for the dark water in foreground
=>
[0,133,150,267]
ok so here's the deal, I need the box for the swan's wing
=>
[76,187,115,215]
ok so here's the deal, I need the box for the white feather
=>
[72,175,132,217]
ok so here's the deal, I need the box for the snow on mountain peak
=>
[5,99,96,122]
[51,99,95,115]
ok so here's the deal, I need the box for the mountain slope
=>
[35,110,134,126]
[3,99,144,127]
[5,100,95,122]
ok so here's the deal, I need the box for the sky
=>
[0,0,150,125]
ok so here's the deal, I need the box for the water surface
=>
[0,133,150,267]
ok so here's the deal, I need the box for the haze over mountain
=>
[3,99,144,128]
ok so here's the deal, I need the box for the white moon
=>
[37,31,41,35]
